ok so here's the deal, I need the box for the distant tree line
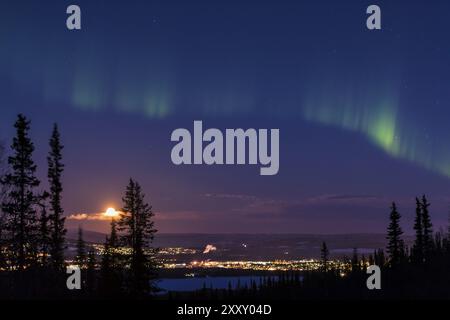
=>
[2,113,450,300]
[186,196,450,300]
[0,114,158,299]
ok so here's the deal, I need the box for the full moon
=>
[105,207,118,217]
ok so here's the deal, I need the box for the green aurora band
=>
[302,83,450,178]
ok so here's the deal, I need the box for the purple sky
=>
[2,0,450,234]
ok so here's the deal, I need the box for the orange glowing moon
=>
[105,207,119,217]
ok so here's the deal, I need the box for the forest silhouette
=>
[1,114,450,300]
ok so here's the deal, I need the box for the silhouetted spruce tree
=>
[107,218,121,269]
[0,114,41,270]
[447,211,450,238]
[75,226,87,268]
[100,237,111,284]
[0,217,5,271]
[118,179,158,297]
[109,219,118,250]
[0,139,5,178]
[351,248,359,273]
[47,124,66,270]
[374,249,385,266]
[368,254,374,266]
[421,195,433,260]
[86,249,96,295]
[320,241,329,272]
[386,202,404,266]
[434,232,443,256]
[0,141,6,270]
[0,140,5,199]
[0,226,5,271]
[446,212,450,253]
[38,197,51,266]
[413,197,424,263]
[99,219,123,297]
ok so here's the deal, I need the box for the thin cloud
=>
[67,212,112,221]
[306,194,383,204]
[154,210,201,221]
[203,193,258,201]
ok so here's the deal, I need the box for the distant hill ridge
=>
[67,229,414,259]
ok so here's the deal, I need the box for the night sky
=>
[1,0,450,234]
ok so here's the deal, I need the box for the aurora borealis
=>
[2,0,450,234]
[302,76,450,179]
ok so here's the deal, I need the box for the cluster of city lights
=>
[161,259,350,272]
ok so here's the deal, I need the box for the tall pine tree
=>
[118,179,157,296]
[351,248,359,273]
[448,211,450,240]
[106,218,121,270]
[446,211,450,253]
[0,140,5,200]
[421,195,433,260]
[47,124,66,270]
[386,202,404,265]
[1,114,41,270]
[0,141,6,270]
[99,218,122,297]
[75,226,87,268]
[320,241,329,272]
[86,249,97,295]
[38,196,51,267]
[413,197,424,263]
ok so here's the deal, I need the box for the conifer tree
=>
[87,250,96,270]
[421,195,433,260]
[434,232,443,256]
[38,197,50,266]
[86,249,97,294]
[99,240,112,293]
[446,211,450,253]
[413,197,424,263]
[0,225,5,271]
[368,254,374,266]
[386,202,404,265]
[1,114,41,270]
[0,140,5,201]
[447,211,450,238]
[351,248,359,273]
[107,218,121,269]
[320,241,329,272]
[0,139,4,179]
[373,249,386,267]
[109,219,118,253]
[75,226,87,268]
[47,124,66,270]
[0,141,6,270]
[99,219,122,297]
[361,254,367,272]
[118,179,157,296]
